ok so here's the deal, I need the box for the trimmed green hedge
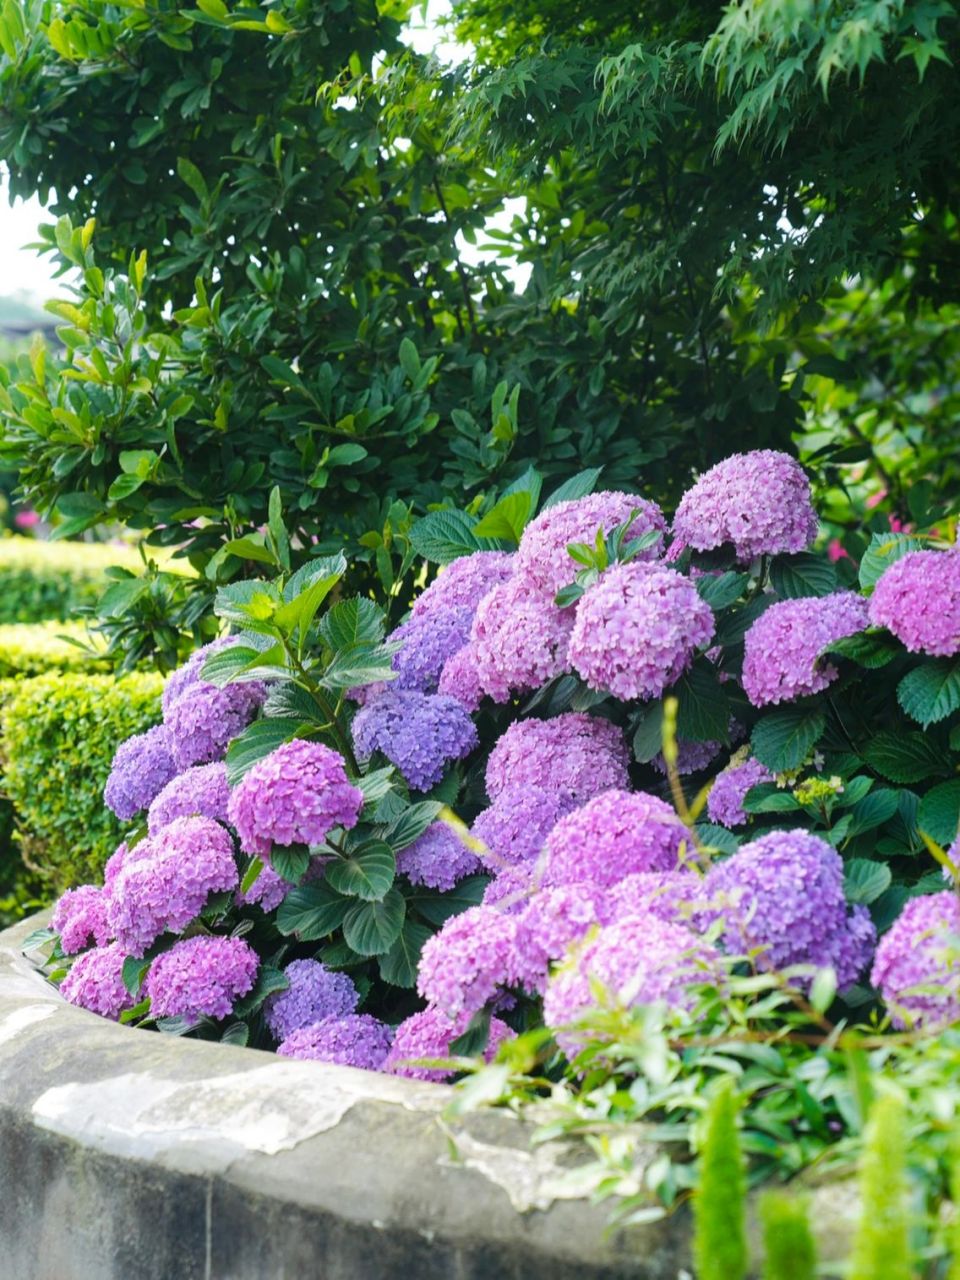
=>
[0,535,145,623]
[0,670,164,891]
[0,621,108,679]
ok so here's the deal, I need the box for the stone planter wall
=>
[0,914,684,1280]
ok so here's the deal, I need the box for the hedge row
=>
[0,535,146,623]
[0,622,108,679]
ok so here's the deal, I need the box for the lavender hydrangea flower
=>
[165,681,265,770]
[410,551,515,622]
[868,550,960,656]
[389,605,475,693]
[102,841,131,894]
[569,563,714,701]
[515,884,611,992]
[52,885,111,955]
[605,871,702,925]
[352,690,478,791]
[396,822,483,891]
[672,450,818,562]
[161,637,241,715]
[103,724,178,820]
[277,1014,394,1069]
[482,863,536,914]
[384,1007,513,1082]
[485,713,630,807]
[651,738,722,777]
[541,790,689,888]
[543,916,719,1054]
[437,643,484,712]
[236,861,291,913]
[417,906,523,1016]
[227,739,363,856]
[702,829,875,989]
[60,944,135,1021]
[517,491,666,595]
[741,593,869,707]
[147,762,231,835]
[471,576,575,702]
[707,757,774,828]
[870,892,960,1028]
[144,935,259,1020]
[471,785,573,869]
[106,817,239,957]
[264,959,359,1042]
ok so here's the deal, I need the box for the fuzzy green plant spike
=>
[692,1078,748,1280]
[848,1093,911,1280]
[759,1191,816,1280]
[948,1128,960,1280]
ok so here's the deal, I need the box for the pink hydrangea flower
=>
[514,883,611,992]
[60,944,135,1021]
[52,884,111,955]
[741,592,868,707]
[384,1006,513,1081]
[871,892,960,1028]
[410,552,515,622]
[706,757,774,828]
[277,1014,394,1069]
[144,935,259,1020]
[264,959,359,1042]
[396,822,483,891]
[540,789,689,888]
[868,550,960,656]
[147,762,231,835]
[417,906,523,1017]
[437,642,485,712]
[485,713,630,806]
[471,576,575,702]
[471,785,574,869]
[569,562,714,701]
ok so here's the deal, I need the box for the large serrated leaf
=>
[382,800,444,851]
[770,552,838,599]
[325,841,396,900]
[342,890,406,955]
[378,919,433,987]
[276,883,350,940]
[862,731,948,783]
[318,598,385,651]
[751,706,826,772]
[407,874,489,925]
[410,510,486,564]
[843,859,892,905]
[675,659,730,743]
[225,718,305,785]
[918,781,960,846]
[897,659,960,728]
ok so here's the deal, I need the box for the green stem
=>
[280,637,361,775]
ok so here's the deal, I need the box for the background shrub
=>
[0,621,106,678]
[0,670,164,890]
[0,536,145,623]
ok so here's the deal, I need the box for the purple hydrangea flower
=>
[410,552,516,622]
[437,643,485,712]
[384,1007,513,1082]
[541,789,689,888]
[236,861,291,913]
[277,1014,394,1069]
[165,681,265,770]
[702,829,875,989]
[227,739,363,856]
[569,562,715,701]
[517,491,666,595]
[707,757,774,828]
[672,450,818,562]
[144,935,259,1021]
[417,906,522,1017]
[104,724,178,820]
[741,592,869,707]
[102,841,131,894]
[605,871,702,925]
[471,576,575,703]
[515,883,611,992]
[396,822,483,891]
[147,762,231,835]
[870,892,960,1028]
[868,550,960,657]
[161,637,240,715]
[471,785,574,869]
[389,606,475,694]
[485,713,630,807]
[106,817,239,957]
[651,738,722,777]
[264,958,359,1042]
[482,863,536,914]
[52,885,111,955]
[60,944,135,1021]
[543,916,720,1054]
[352,690,478,792]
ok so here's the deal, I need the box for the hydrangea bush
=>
[28,452,960,1080]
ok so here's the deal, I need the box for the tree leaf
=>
[897,659,960,728]
[325,841,396,900]
[846,788,899,836]
[270,845,310,885]
[381,800,444,851]
[542,467,603,509]
[863,731,948,783]
[410,510,488,564]
[751,706,826,772]
[632,701,664,764]
[695,571,749,611]
[342,889,406,955]
[825,631,900,669]
[675,659,730,743]
[472,491,533,543]
[407,874,489,925]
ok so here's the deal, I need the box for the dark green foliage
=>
[693,1080,748,1280]
[0,670,164,890]
[848,1094,911,1280]
[759,1192,816,1280]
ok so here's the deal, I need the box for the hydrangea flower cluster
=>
[870,892,960,1028]
[417,906,523,1017]
[702,830,875,989]
[543,916,720,1054]
[396,822,482,891]
[384,1007,513,1081]
[741,593,869,707]
[410,551,515,622]
[471,785,573,869]
[263,959,359,1042]
[672,450,818,562]
[540,789,688,888]
[104,724,178,821]
[107,816,239,956]
[227,739,363,856]
[569,563,714,701]
[60,944,135,1021]
[389,605,475,693]
[437,642,484,712]
[605,871,700,925]
[868,550,960,656]
[514,883,610,992]
[147,762,231,835]
[277,1014,394,1069]
[651,737,722,777]
[51,884,111,955]
[470,576,575,702]
[144,935,259,1020]
[352,689,478,791]
[484,713,630,806]
[707,757,774,828]
[517,492,666,594]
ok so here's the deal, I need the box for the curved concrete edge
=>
[0,913,685,1280]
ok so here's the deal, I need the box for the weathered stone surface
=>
[0,913,692,1280]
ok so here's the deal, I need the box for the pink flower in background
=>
[13,510,39,529]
